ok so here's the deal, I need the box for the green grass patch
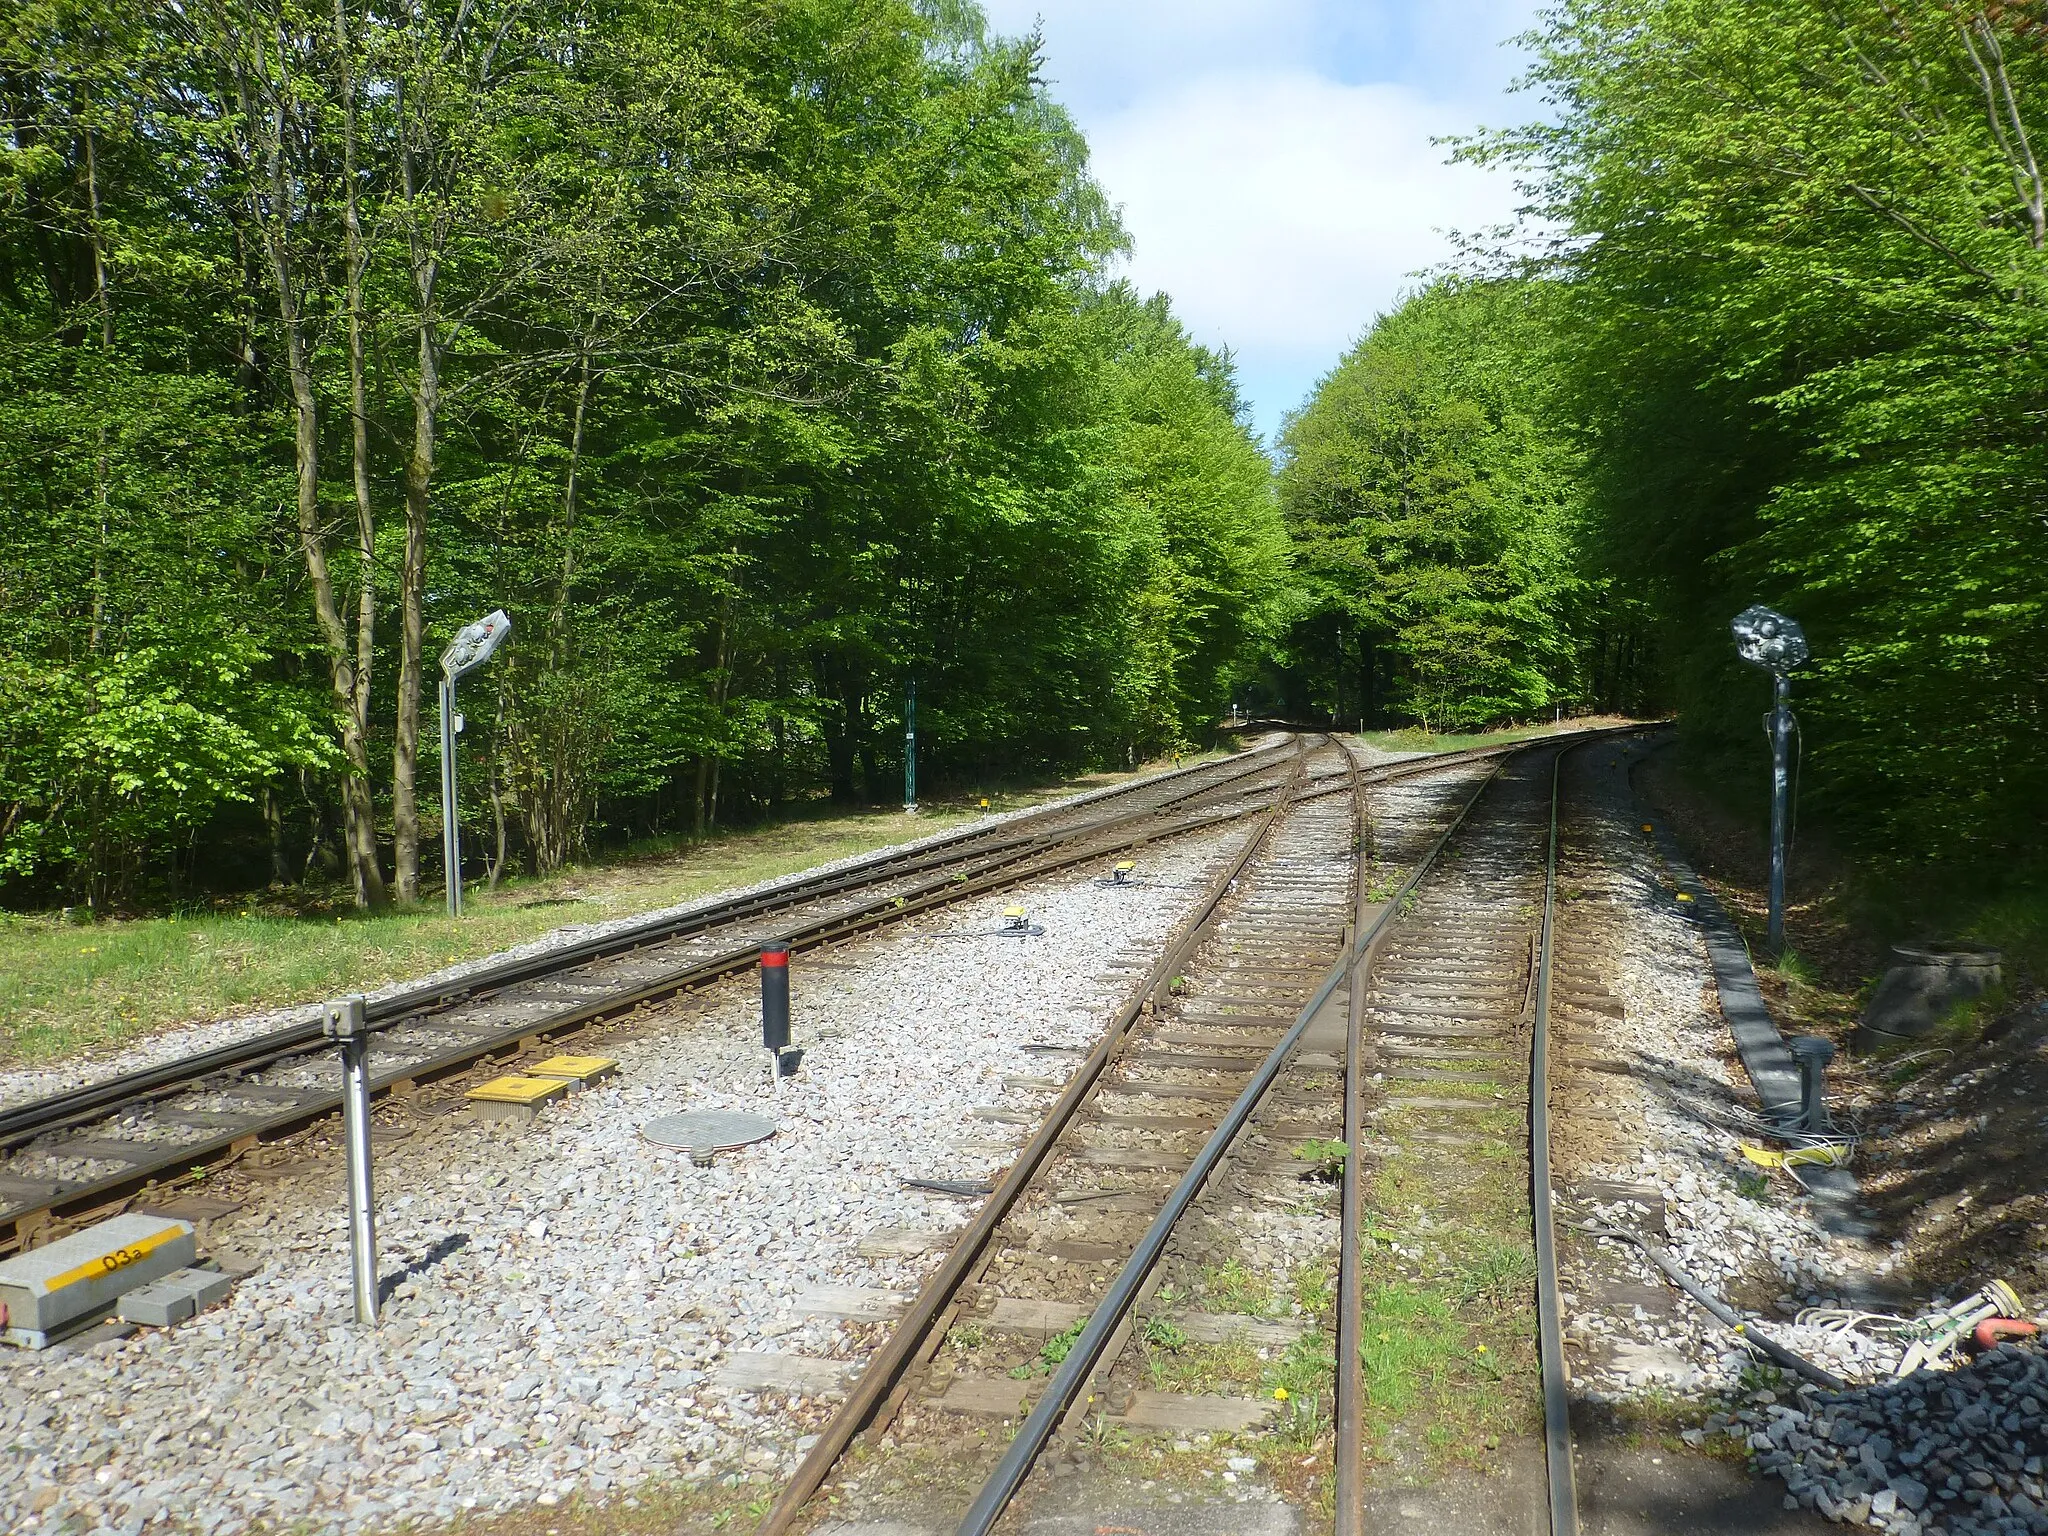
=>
[1199,1258,1282,1317]
[1357,724,1560,755]
[1010,1315,1089,1378]
[1142,1336,1263,1394]
[1357,1283,1465,1418]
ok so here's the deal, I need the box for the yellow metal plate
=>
[526,1055,618,1083]
[465,1075,569,1105]
[44,1222,188,1294]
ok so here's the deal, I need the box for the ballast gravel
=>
[1553,747,1897,1396]
[0,746,1290,1113]
[1712,1343,2048,1534]
[0,827,1243,1536]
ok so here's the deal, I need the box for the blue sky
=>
[977,0,1543,447]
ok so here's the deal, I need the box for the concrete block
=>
[160,1267,235,1310]
[0,1214,196,1348]
[118,1282,196,1328]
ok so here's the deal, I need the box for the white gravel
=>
[1555,746,1900,1399]
[0,827,1245,1536]
[0,746,1289,1114]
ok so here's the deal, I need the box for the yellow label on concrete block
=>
[465,1075,570,1106]
[44,1222,188,1294]
[525,1055,618,1084]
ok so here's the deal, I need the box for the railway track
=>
[0,732,1580,1260]
[751,730,1642,1536]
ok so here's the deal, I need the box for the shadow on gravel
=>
[379,1231,469,1304]
[1571,1404,1835,1535]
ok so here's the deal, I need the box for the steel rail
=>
[1530,730,1664,1531]
[952,748,1510,1536]
[2,732,1600,1159]
[1533,744,1580,1536]
[2,728,1640,1262]
[750,739,1318,1536]
[0,791,1289,1255]
[0,747,1299,1147]
[1333,739,1373,1535]
[1528,729,1665,1530]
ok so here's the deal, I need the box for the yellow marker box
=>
[524,1055,619,1089]
[465,1074,570,1123]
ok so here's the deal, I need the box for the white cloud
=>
[974,2,1543,435]
[1085,70,1521,428]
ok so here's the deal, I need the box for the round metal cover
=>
[642,1109,776,1155]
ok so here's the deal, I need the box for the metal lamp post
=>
[903,678,917,815]
[438,609,512,916]
[1730,605,1809,957]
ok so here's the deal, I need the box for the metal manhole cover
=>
[642,1110,776,1162]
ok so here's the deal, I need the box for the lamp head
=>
[1731,605,1808,674]
[440,610,512,681]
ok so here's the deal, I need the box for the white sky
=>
[978,0,1542,445]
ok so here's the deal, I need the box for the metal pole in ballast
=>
[437,609,513,916]
[323,994,379,1325]
[1768,672,1793,956]
[903,678,917,815]
[1731,605,1809,959]
[439,678,461,917]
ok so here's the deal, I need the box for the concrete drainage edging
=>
[1622,738,1872,1238]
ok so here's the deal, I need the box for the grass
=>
[1347,1103,1545,1476]
[1009,1314,1089,1378]
[0,754,1220,1068]
[1199,1258,1281,1317]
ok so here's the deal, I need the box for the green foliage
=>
[1010,1314,1090,1377]
[1469,0,2048,875]
[1273,279,1624,730]
[0,0,1283,907]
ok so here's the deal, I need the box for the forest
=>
[0,0,1288,909]
[6,0,2046,911]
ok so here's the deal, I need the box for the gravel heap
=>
[1707,1343,2048,1534]
[0,830,1238,1536]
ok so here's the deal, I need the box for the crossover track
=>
[0,733,1585,1258]
[759,728,1644,1536]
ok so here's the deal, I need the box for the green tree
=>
[1276,280,1591,730]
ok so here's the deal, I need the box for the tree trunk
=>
[825,660,858,804]
[334,0,377,802]
[693,604,732,835]
[242,44,386,907]
[392,97,441,903]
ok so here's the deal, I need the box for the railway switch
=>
[0,1213,197,1348]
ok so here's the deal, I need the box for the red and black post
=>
[760,943,795,1076]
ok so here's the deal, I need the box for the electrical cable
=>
[1566,1220,1846,1389]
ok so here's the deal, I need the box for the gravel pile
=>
[0,750,1284,1114]
[1707,1343,2048,1533]
[0,829,1240,1536]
